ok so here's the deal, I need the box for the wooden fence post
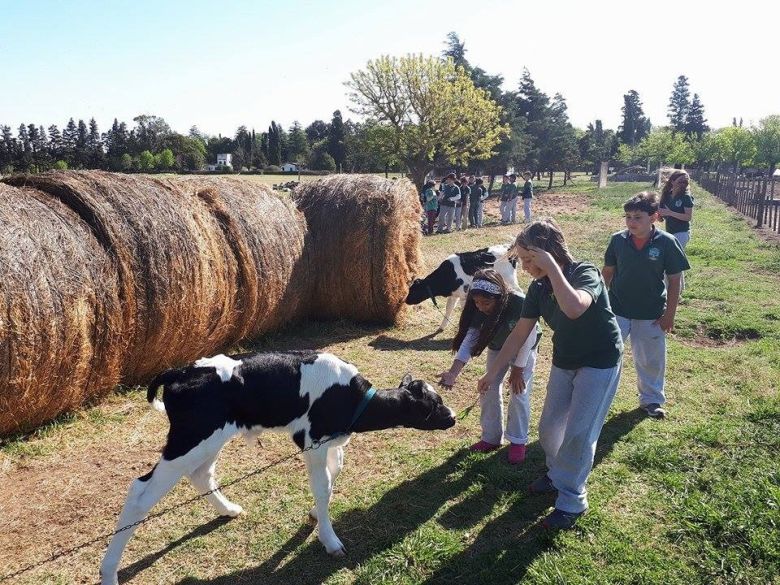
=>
[756,177,767,228]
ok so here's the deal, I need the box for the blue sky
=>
[1,0,777,137]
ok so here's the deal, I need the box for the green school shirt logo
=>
[648,247,661,261]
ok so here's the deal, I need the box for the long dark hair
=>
[451,269,509,357]
[660,170,689,208]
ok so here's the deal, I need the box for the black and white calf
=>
[405,244,520,331]
[100,351,455,585]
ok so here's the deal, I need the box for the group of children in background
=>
[420,171,535,235]
[437,169,694,530]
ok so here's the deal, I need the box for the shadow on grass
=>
[118,516,233,583]
[173,408,645,585]
[369,332,453,352]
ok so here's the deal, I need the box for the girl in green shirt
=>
[478,219,623,530]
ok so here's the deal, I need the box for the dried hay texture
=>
[0,183,125,435]
[173,176,308,337]
[293,174,421,323]
[0,171,417,435]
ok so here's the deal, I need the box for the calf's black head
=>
[405,262,460,305]
[398,373,456,430]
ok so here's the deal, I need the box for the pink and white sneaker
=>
[508,443,526,464]
[469,440,500,453]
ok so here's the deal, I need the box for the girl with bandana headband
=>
[438,269,541,464]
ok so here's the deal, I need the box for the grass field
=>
[1,177,778,584]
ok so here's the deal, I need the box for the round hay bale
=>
[170,176,308,338]
[292,174,421,323]
[4,171,241,381]
[0,183,125,436]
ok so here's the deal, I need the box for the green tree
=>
[156,148,175,170]
[690,132,722,170]
[305,120,329,144]
[138,150,156,171]
[616,143,640,166]
[133,114,171,153]
[668,75,691,132]
[580,120,616,173]
[120,153,133,171]
[53,159,68,170]
[347,54,506,189]
[62,118,78,166]
[287,121,310,165]
[327,110,346,171]
[753,115,780,174]
[105,119,130,170]
[310,140,337,171]
[74,119,89,167]
[16,124,32,171]
[684,94,708,138]
[0,125,16,172]
[637,128,694,168]
[47,124,63,162]
[267,121,282,166]
[618,90,650,147]
[715,126,756,172]
[87,118,104,168]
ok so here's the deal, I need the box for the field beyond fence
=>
[691,169,780,235]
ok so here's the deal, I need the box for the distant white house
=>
[281,162,299,172]
[774,168,780,177]
[207,153,233,171]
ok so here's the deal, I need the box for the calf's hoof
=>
[327,544,347,557]
[220,502,244,518]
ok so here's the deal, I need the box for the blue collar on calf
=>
[348,387,376,430]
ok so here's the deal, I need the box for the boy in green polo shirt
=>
[602,191,690,419]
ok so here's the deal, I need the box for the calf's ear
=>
[399,373,413,387]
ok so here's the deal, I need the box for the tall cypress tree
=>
[327,110,346,171]
[684,93,709,138]
[668,75,691,132]
[48,125,62,162]
[75,119,89,168]
[267,121,281,166]
[0,125,15,171]
[62,118,78,165]
[618,90,650,147]
[87,118,104,168]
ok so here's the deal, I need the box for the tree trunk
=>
[548,170,553,189]
[408,161,430,194]
[487,174,495,196]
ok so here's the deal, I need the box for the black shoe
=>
[641,403,666,418]
[528,474,557,495]
[542,508,584,530]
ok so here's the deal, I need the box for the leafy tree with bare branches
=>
[346,54,507,189]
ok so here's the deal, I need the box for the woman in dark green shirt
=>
[478,219,623,530]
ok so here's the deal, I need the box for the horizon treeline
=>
[2,33,778,177]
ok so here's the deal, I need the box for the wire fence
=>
[690,169,780,234]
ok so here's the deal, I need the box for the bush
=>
[53,160,68,170]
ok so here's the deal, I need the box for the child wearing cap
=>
[602,191,690,418]
[478,219,623,530]
[438,268,541,464]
